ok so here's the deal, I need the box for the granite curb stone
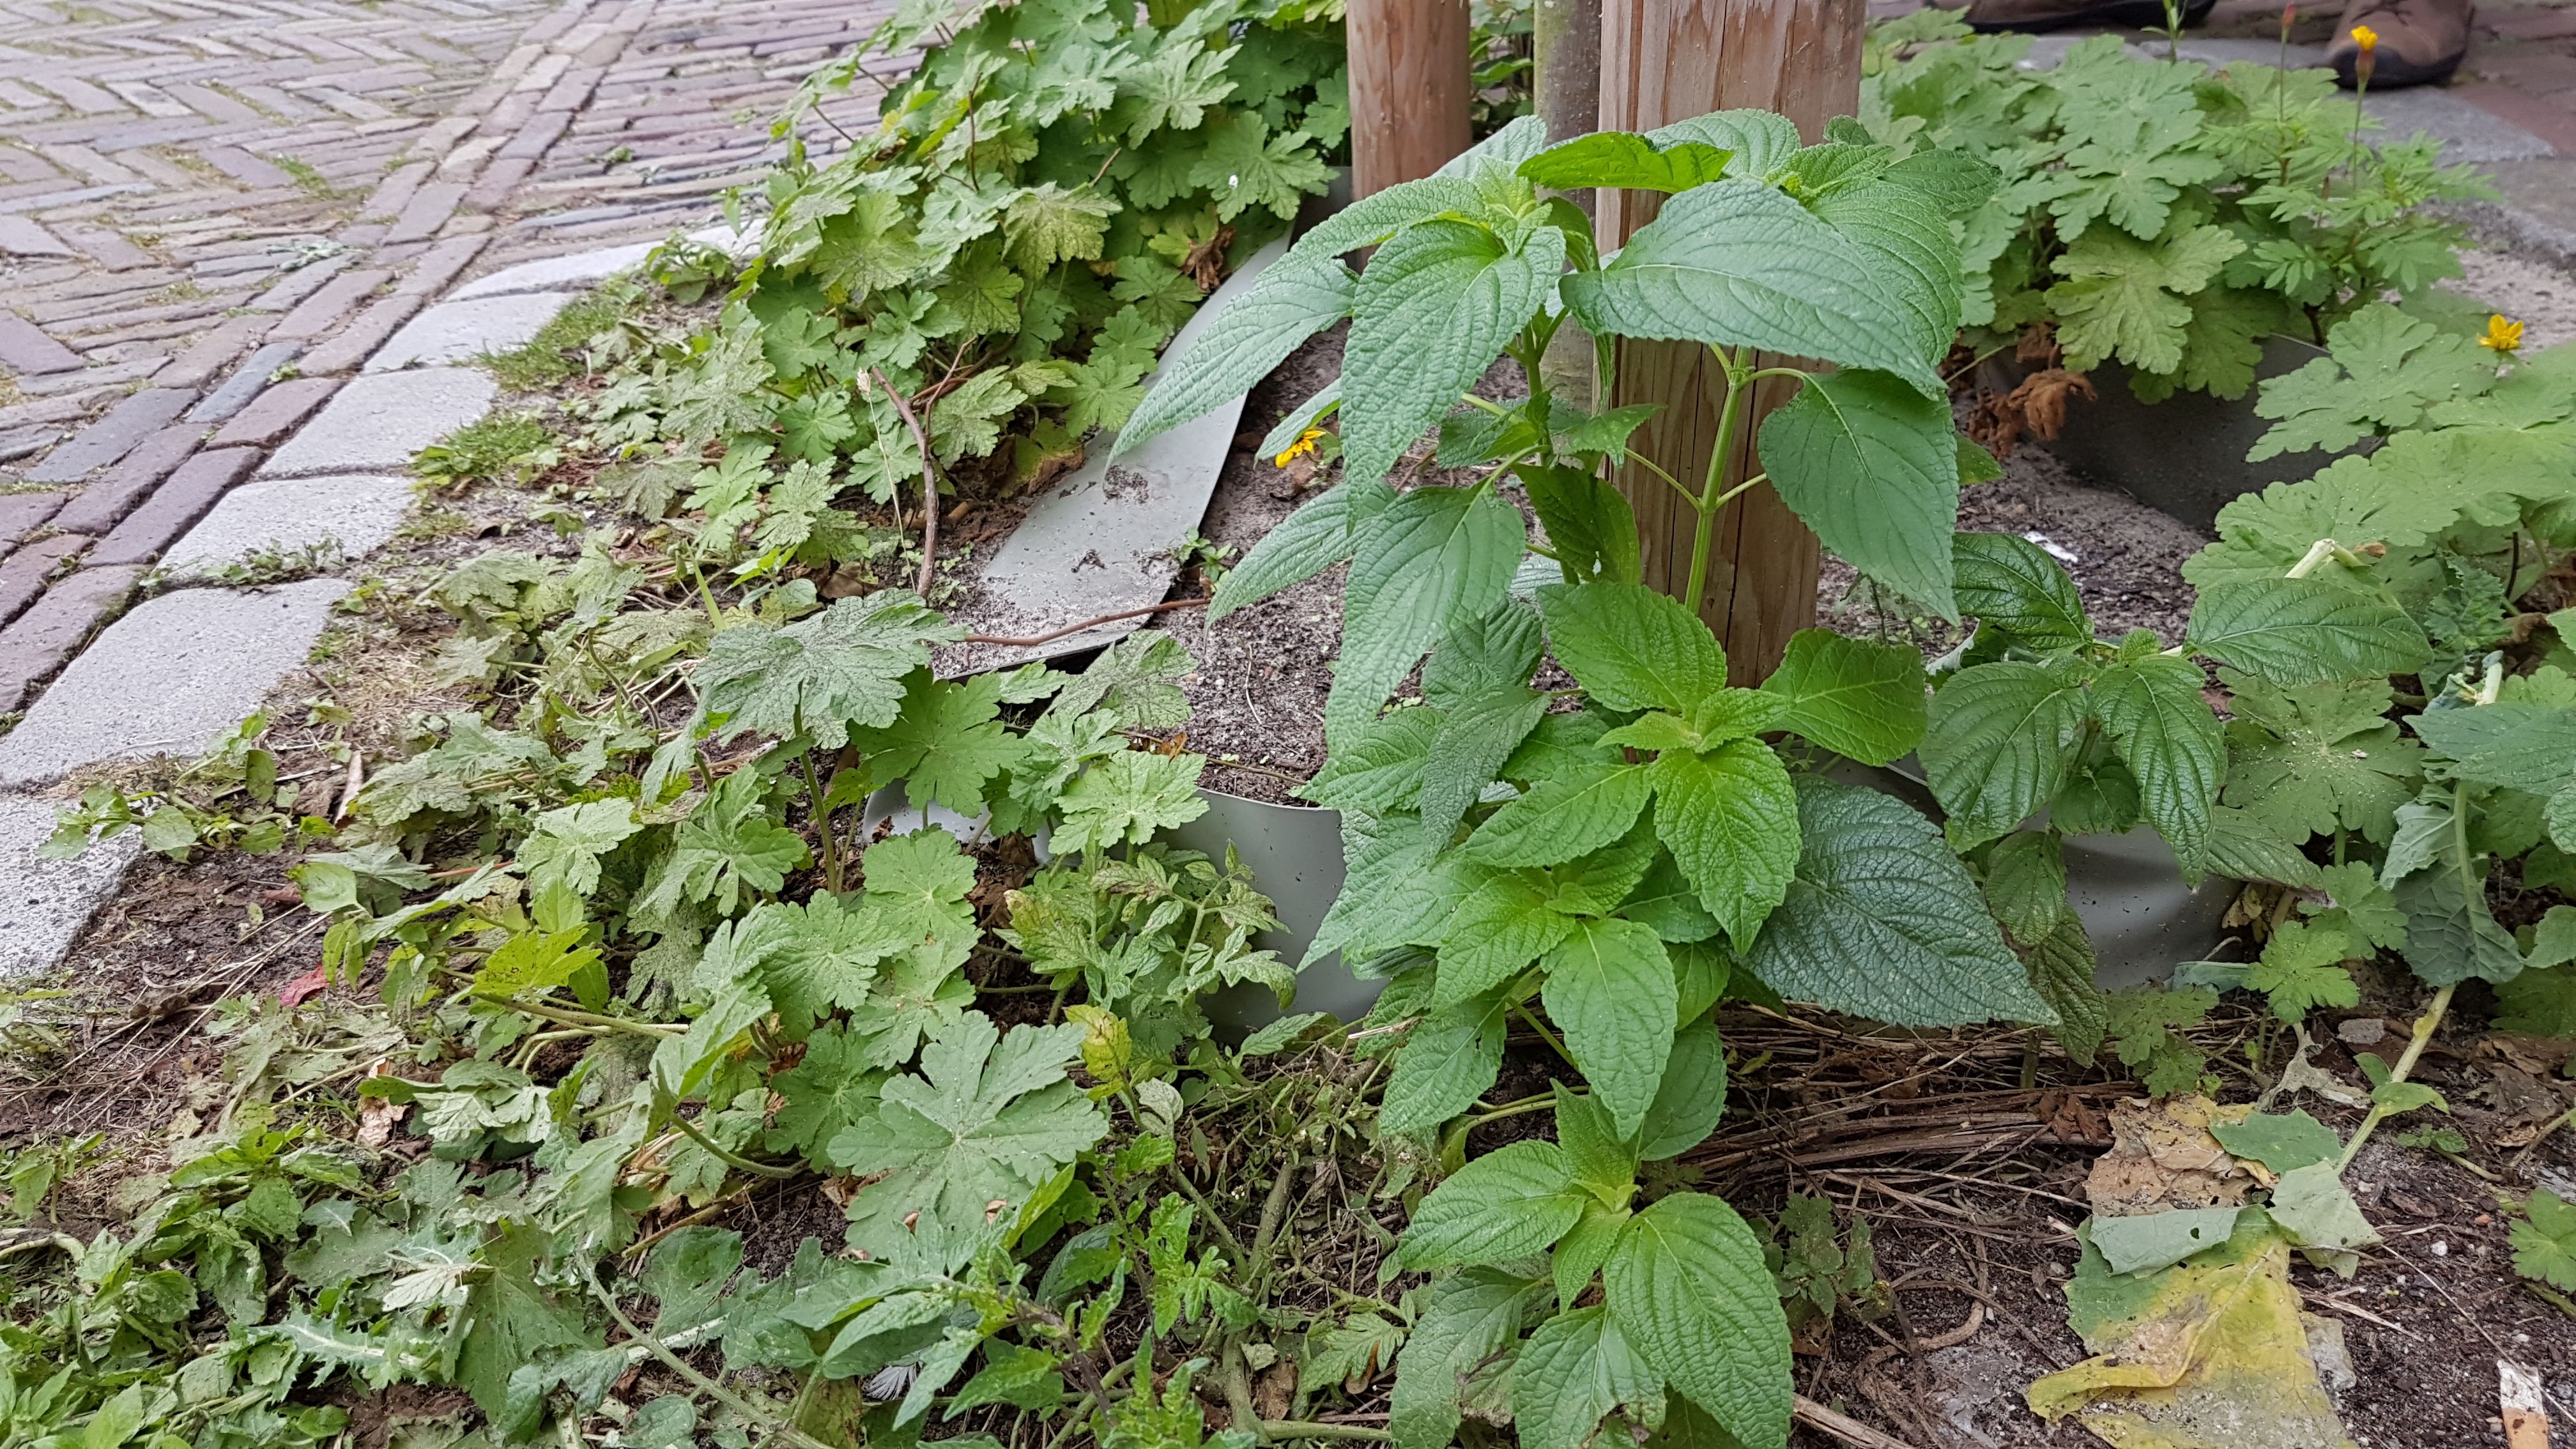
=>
[165,474,417,579]
[0,794,142,979]
[0,579,351,788]
[257,369,499,478]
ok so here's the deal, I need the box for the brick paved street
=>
[0,0,888,719]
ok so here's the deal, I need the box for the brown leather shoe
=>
[1955,0,2214,33]
[2326,0,2472,88]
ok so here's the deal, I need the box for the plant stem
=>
[1683,346,1751,614]
[583,1271,839,1449]
[2335,981,2455,1172]
[664,1105,804,1179]
[1512,1001,1575,1067]
[802,753,841,894]
[499,997,683,1038]
[1260,1422,1393,1443]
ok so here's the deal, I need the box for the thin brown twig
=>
[868,368,942,595]
[1793,1393,1925,1449]
[961,597,1210,648]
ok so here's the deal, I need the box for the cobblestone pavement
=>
[0,0,886,716]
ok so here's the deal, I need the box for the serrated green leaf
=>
[1538,581,1729,715]
[2092,652,2223,870]
[1439,872,1577,1006]
[1636,1020,1729,1160]
[1469,762,1656,868]
[1334,485,1527,740]
[1749,777,2057,1027]
[1514,1307,1662,1449]
[1540,918,1677,1139]
[1301,707,1441,815]
[1522,464,1643,586]
[1561,180,1945,395]
[1423,687,1551,846]
[1343,220,1561,485]
[1953,531,2091,652]
[1757,629,1926,766]
[1604,1193,1790,1448]
[1390,1268,1552,1449]
[1054,751,1209,856]
[1519,133,1734,193]
[1759,369,1961,619]
[1381,991,1509,1136]
[769,1025,887,1157]
[2251,303,2499,460]
[1400,1139,1585,1268]
[2186,578,2430,686]
[1648,742,1798,947]
[1120,254,1355,452]
[2409,703,2576,788]
[830,1012,1105,1267]
[1921,657,2092,848]
[696,590,962,749]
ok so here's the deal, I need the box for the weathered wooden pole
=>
[1533,0,1602,185]
[1346,0,1474,195]
[1596,0,1862,682]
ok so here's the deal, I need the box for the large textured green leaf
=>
[1333,486,1527,740]
[1400,1139,1585,1268]
[1422,687,1551,845]
[1757,628,1926,766]
[1439,872,1577,1006]
[1648,110,1802,179]
[1748,778,2058,1026]
[1953,532,2091,652]
[2392,862,2523,987]
[1519,132,1734,193]
[1344,220,1562,486]
[1560,180,1944,396]
[1379,990,1509,1135]
[1300,708,1441,815]
[1759,369,1961,618]
[1537,581,1728,714]
[1648,742,1798,947]
[1468,762,1655,867]
[1636,1020,1729,1160]
[2409,703,2576,789]
[1207,480,1372,623]
[1118,253,1356,451]
[1812,173,1975,369]
[1390,1268,1552,1449]
[1540,918,1678,1139]
[2186,578,2430,686]
[1514,1307,1663,1449]
[2092,653,2225,871]
[1522,463,1643,586]
[695,591,962,749]
[1920,658,2092,847]
[1604,1193,1790,1448]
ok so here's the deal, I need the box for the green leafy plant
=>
[1863,12,2488,401]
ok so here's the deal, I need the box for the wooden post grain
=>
[1595,0,1862,681]
[1347,0,1473,196]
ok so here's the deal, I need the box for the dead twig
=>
[962,597,1210,649]
[868,368,942,595]
[1795,1392,1925,1449]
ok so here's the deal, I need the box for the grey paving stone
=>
[365,292,571,371]
[0,491,65,544]
[0,565,143,715]
[24,388,197,484]
[152,314,277,390]
[187,342,305,425]
[272,268,392,341]
[450,238,657,298]
[165,473,415,579]
[0,579,349,788]
[50,424,204,533]
[384,181,468,244]
[0,792,142,980]
[207,376,344,448]
[0,314,82,374]
[257,367,497,478]
[0,215,73,257]
[89,448,262,567]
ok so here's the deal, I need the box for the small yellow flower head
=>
[2349,22,2377,49]
[1273,425,1327,467]
[2480,313,2525,355]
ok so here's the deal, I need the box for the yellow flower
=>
[1273,425,1327,467]
[2349,22,2377,49]
[2480,313,2525,355]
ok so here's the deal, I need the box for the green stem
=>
[583,1271,838,1449]
[2334,981,2456,1173]
[802,753,841,894]
[498,997,683,1038]
[1261,1422,1393,1443]
[1512,1002,1575,1068]
[665,1105,803,1179]
[1682,346,1751,614]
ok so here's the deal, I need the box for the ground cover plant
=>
[1862,9,2489,404]
[4,17,2575,1449]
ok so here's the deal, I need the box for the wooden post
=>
[1347,0,1473,196]
[1533,0,1602,183]
[1595,0,1862,682]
